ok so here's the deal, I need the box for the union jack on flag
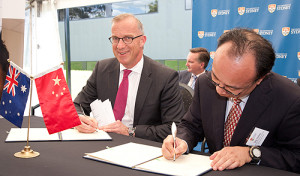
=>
[0,62,31,128]
[3,64,21,96]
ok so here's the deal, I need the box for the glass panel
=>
[112,0,158,16]
[185,0,192,10]
[58,0,158,21]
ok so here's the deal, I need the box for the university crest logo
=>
[211,9,218,17]
[253,29,259,34]
[210,51,215,59]
[282,27,290,36]
[238,7,245,15]
[268,4,276,13]
[198,31,205,39]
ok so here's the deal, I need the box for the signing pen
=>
[171,122,177,161]
[80,104,99,132]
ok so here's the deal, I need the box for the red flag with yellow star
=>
[34,66,81,134]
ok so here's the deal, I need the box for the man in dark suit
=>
[0,36,10,99]
[178,47,210,89]
[73,13,184,142]
[162,28,300,173]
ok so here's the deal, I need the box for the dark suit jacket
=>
[177,71,300,173]
[178,70,191,85]
[74,55,185,142]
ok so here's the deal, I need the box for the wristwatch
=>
[128,127,136,137]
[249,146,261,164]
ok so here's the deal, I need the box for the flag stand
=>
[14,78,39,158]
[13,4,39,158]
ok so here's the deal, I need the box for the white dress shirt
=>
[118,57,144,127]
[188,70,206,88]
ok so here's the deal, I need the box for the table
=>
[0,116,298,176]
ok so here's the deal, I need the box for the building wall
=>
[1,0,25,67]
[58,0,192,62]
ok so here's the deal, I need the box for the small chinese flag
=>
[34,66,81,134]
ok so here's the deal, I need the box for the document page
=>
[90,99,115,126]
[84,142,162,168]
[61,128,112,141]
[6,128,59,142]
[5,128,112,142]
[135,153,212,176]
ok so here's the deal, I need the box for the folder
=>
[84,142,212,176]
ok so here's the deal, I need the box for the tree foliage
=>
[69,5,106,20]
[148,0,158,13]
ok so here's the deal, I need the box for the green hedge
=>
[69,60,186,71]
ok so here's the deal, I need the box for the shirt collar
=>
[229,95,249,104]
[192,70,206,78]
[120,56,144,74]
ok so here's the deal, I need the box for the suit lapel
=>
[133,56,152,125]
[230,76,273,146]
[184,71,191,85]
[205,72,227,150]
[108,59,120,107]
[211,95,227,150]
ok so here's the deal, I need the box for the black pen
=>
[80,104,99,132]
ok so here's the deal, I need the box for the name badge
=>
[246,127,269,146]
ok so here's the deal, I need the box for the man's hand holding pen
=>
[76,115,99,133]
[161,122,187,161]
[161,135,188,161]
[75,104,99,133]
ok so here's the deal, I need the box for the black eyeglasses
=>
[205,71,256,97]
[108,35,143,44]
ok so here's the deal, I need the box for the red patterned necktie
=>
[113,69,132,121]
[223,98,242,147]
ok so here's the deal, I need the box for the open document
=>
[84,142,212,176]
[5,128,112,142]
[135,153,212,176]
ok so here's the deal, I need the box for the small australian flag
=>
[0,63,30,128]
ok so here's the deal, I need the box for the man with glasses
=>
[74,13,184,142]
[162,28,300,173]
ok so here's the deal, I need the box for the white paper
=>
[5,128,112,142]
[6,128,59,142]
[90,99,115,127]
[135,154,212,176]
[246,127,269,146]
[61,128,111,141]
[84,142,162,168]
